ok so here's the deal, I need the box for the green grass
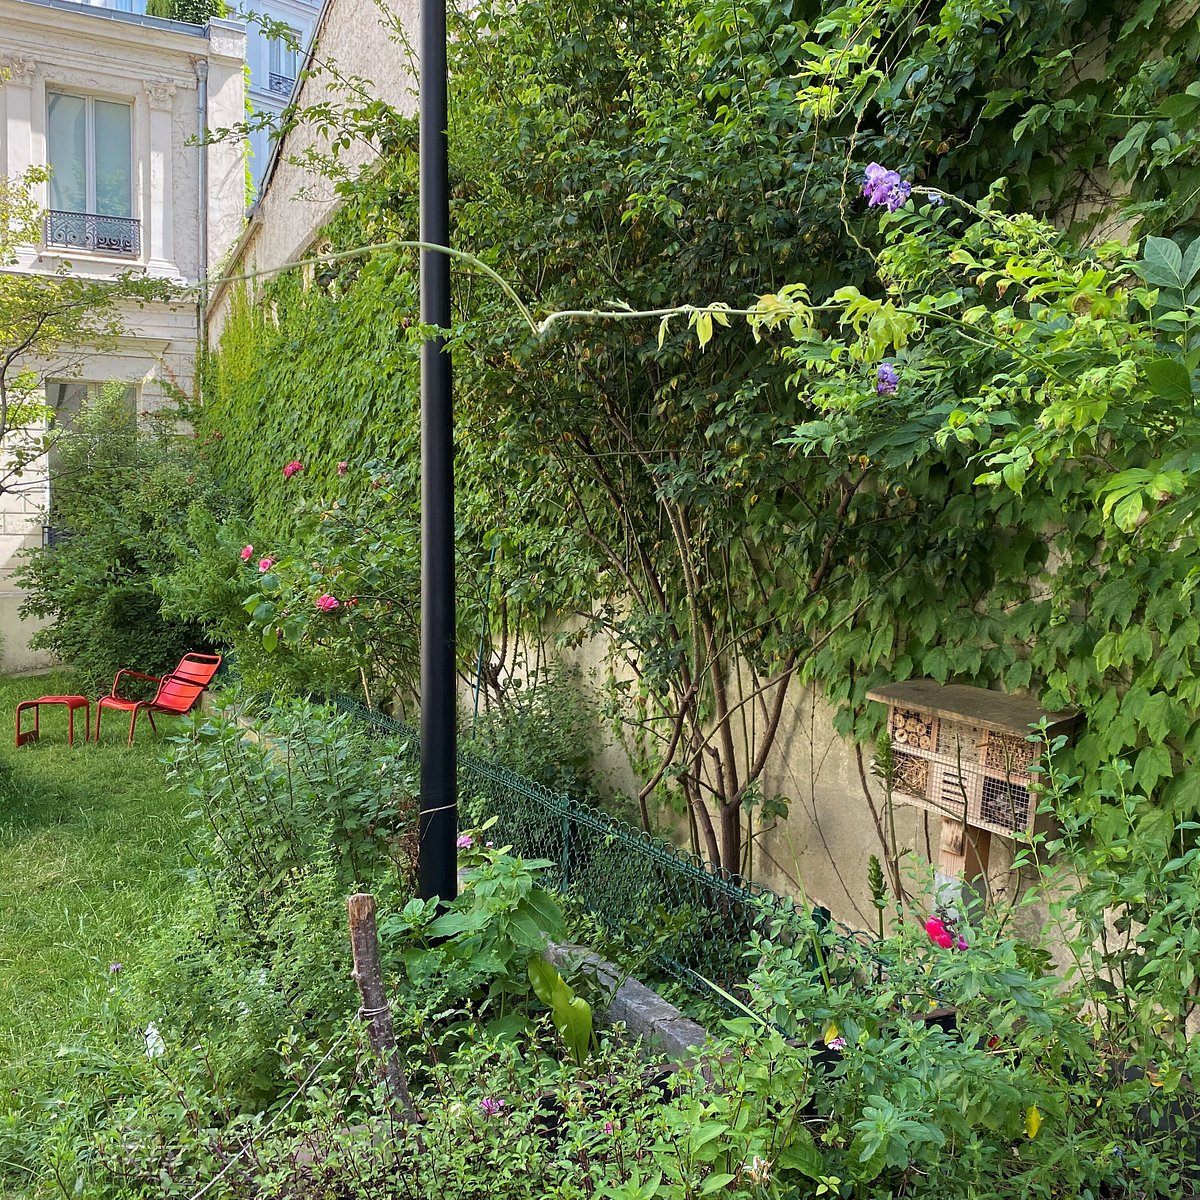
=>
[0,672,191,1092]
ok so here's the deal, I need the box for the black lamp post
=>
[418,0,457,903]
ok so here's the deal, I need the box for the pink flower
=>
[337,460,348,476]
[257,557,275,572]
[925,917,955,949]
[283,460,304,479]
[315,594,340,612]
[956,935,969,951]
[457,834,474,849]
[480,1097,505,1117]
[828,1036,847,1051]
[240,544,254,561]
[603,1121,616,1134]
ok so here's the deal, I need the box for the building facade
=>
[70,0,320,191]
[0,0,247,669]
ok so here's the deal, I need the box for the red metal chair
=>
[95,652,223,745]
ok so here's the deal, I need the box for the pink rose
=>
[283,460,304,479]
[240,544,254,561]
[315,593,340,612]
[258,557,275,572]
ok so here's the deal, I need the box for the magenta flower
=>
[956,934,969,951]
[257,557,275,572]
[337,460,348,476]
[240,544,254,561]
[283,460,304,479]
[480,1097,505,1117]
[315,593,340,612]
[925,916,955,949]
[457,834,474,850]
[603,1120,616,1134]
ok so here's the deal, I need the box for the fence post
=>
[347,893,418,1123]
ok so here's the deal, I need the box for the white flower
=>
[745,1155,772,1186]
[144,1022,166,1059]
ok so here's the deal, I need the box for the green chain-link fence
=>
[333,696,831,1008]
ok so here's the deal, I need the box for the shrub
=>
[17,389,219,694]
[467,662,601,802]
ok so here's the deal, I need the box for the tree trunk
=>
[719,803,741,880]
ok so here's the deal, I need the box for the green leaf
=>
[427,909,491,938]
[251,600,276,624]
[1139,237,1186,290]
[1144,356,1193,404]
[527,954,560,1007]
[1134,744,1173,795]
[777,1125,824,1180]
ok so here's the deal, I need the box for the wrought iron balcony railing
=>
[268,72,295,96]
[43,210,140,257]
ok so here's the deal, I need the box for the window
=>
[268,29,300,94]
[45,93,138,255]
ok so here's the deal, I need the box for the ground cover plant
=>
[1,697,1197,1199]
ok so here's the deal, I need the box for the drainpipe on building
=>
[195,58,210,357]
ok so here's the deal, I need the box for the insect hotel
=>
[866,680,1080,896]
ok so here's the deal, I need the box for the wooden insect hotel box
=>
[866,680,1079,887]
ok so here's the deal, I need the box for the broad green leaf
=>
[1139,236,1186,290]
[527,954,560,1007]
[556,994,592,1066]
[1143,356,1192,404]
[778,1125,824,1180]
[251,600,276,624]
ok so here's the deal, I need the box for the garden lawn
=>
[0,672,190,1094]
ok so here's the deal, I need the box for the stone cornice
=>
[0,54,37,82]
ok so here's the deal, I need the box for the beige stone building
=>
[0,0,248,669]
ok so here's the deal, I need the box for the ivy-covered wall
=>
[195,0,1200,923]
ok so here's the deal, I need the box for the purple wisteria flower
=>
[876,362,899,395]
[480,1097,505,1117]
[862,163,912,213]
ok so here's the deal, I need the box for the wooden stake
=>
[347,892,417,1123]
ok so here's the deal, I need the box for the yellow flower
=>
[1025,1105,1042,1139]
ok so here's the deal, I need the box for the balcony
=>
[268,72,295,96]
[43,210,140,257]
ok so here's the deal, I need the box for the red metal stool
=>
[15,695,91,747]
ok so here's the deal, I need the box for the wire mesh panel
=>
[331,696,827,1007]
